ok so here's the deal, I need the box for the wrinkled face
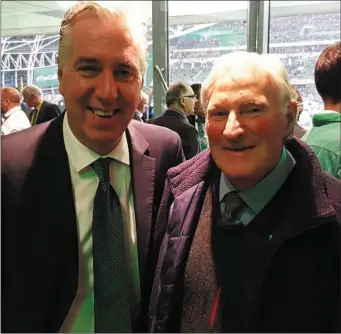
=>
[58,13,143,154]
[206,70,294,190]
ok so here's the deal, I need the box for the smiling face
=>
[206,70,294,190]
[58,12,143,155]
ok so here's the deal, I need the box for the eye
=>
[77,66,100,77]
[244,107,263,114]
[115,68,133,79]
[211,110,228,117]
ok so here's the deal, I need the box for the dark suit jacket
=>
[148,109,200,160]
[29,100,60,125]
[1,114,184,333]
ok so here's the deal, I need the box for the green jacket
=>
[302,111,341,179]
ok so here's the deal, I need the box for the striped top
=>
[302,111,341,179]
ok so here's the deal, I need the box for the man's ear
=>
[284,100,297,138]
[57,57,64,96]
[179,97,185,108]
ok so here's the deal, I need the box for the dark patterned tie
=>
[91,158,132,333]
[219,191,244,228]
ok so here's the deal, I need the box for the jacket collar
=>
[165,109,190,122]
[166,140,336,228]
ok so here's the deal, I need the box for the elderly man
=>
[134,91,149,122]
[22,84,60,125]
[2,2,184,333]
[1,87,31,135]
[149,52,340,333]
[148,82,200,159]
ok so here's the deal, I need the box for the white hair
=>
[140,90,149,104]
[58,1,148,75]
[21,84,43,97]
[201,52,293,115]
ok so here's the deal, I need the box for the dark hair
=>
[166,82,191,107]
[190,83,202,97]
[314,42,341,104]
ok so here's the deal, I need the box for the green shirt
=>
[219,147,296,225]
[302,111,341,179]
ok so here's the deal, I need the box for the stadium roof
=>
[1,0,340,37]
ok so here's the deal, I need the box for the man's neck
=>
[324,102,340,113]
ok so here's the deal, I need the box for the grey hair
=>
[58,1,148,75]
[201,52,294,116]
[21,84,43,97]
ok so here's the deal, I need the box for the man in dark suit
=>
[22,84,60,125]
[2,2,184,333]
[148,82,200,159]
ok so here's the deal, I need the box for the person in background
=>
[291,85,307,138]
[148,82,200,159]
[303,42,341,179]
[190,83,208,151]
[21,84,60,125]
[134,91,149,122]
[2,2,184,333]
[149,52,340,333]
[1,87,31,135]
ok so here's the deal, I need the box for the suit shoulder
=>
[2,122,50,172]
[131,119,181,144]
[44,101,59,108]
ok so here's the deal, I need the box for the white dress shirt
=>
[1,106,31,136]
[60,114,140,332]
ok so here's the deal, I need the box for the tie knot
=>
[222,191,244,222]
[92,158,112,183]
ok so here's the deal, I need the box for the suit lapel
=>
[126,123,156,283]
[36,114,78,330]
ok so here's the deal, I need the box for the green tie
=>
[30,108,39,125]
[91,158,131,333]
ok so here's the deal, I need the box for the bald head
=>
[1,87,21,114]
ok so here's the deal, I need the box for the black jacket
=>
[29,100,60,125]
[148,109,199,160]
[150,139,341,332]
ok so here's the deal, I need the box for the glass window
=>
[1,1,152,112]
[168,1,248,85]
[269,1,340,127]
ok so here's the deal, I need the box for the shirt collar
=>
[36,100,44,112]
[312,111,341,127]
[219,147,296,214]
[3,106,22,119]
[63,112,130,173]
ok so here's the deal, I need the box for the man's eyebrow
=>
[74,57,98,66]
[118,62,138,71]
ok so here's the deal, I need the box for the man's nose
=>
[222,112,244,139]
[95,71,118,106]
